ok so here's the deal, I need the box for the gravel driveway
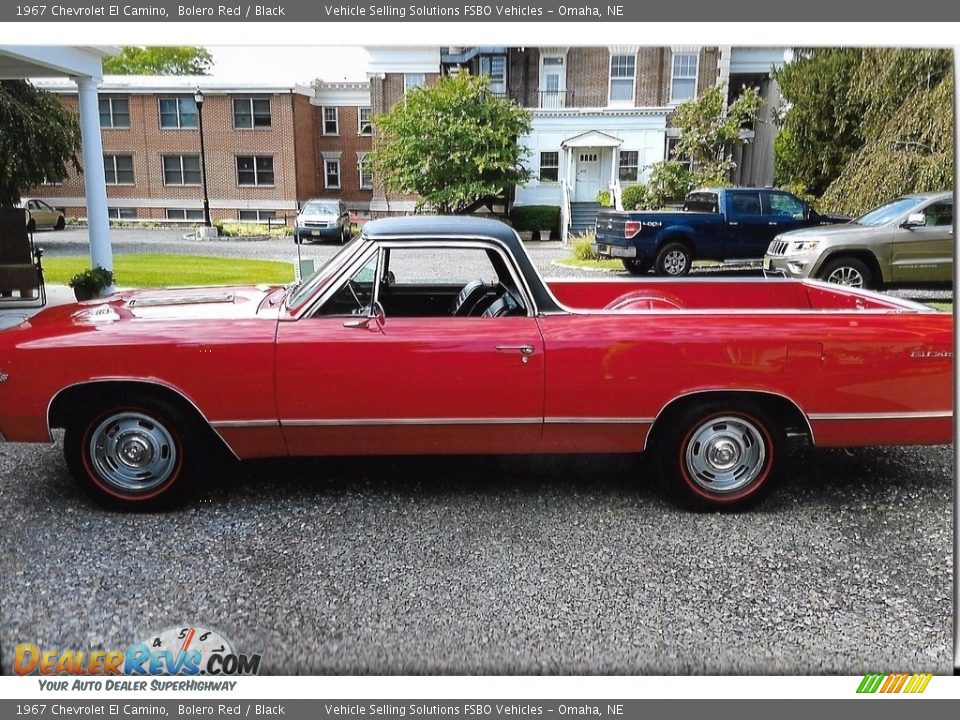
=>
[1,227,953,674]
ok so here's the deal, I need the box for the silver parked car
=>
[294,199,352,245]
[764,191,953,289]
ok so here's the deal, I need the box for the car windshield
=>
[286,235,365,309]
[300,202,339,217]
[855,196,927,226]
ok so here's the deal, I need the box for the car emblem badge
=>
[0,372,7,384]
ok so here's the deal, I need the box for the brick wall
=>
[315,104,374,207]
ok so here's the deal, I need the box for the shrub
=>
[596,190,613,207]
[68,266,114,294]
[572,234,598,261]
[620,184,647,210]
[509,204,560,232]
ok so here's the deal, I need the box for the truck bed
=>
[545,278,932,313]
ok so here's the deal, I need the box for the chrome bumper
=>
[763,254,815,278]
[594,243,637,259]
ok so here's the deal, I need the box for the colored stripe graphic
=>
[857,673,933,694]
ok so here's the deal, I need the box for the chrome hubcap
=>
[826,266,864,288]
[684,416,766,494]
[89,412,177,493]
[663,251,688,275]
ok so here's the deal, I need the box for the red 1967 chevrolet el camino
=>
[0,217,952,510]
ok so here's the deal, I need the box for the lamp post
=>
[194,88,212,228]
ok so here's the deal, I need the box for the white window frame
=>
[236,155,275,187]
[357,154,373,190]
[479,55,507,95]
[404,74,427,94]
[670,52,700,104]
[107,207,138,220]
[608,53,637,106]
[103,154,134,185]
[538,54,567,109]
[358,107,373,136]
[322,107,339,136]
[237,209,278,223]
[99,96,130,129]
[617,150,639,183]
[538,151,559,183]
[233,97,272,129]
[324,158,342,190]
[165,208,204,221]
[161,155,201,187]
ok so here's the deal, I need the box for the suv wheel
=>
[819,256,875,290]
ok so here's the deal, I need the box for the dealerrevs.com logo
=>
[14,626,262,676]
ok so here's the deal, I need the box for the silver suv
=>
[764,191,953,289]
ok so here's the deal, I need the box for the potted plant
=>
[68,266,114,301]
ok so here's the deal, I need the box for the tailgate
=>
[594,212,637,258]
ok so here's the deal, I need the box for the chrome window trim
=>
[295,235,538,320]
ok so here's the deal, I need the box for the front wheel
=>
[655,401,782,510]
[622,258,652,275]
[818,256,875,290]
[64,400,192,510]
[655,242,692,276]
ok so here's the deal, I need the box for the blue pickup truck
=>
[594,187,847,276]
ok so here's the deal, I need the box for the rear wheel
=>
[818,256,875,290]
[655,242,692,276]
[64,398,194,510]
[622,258,652,275]
[26,218,36,233]
[55,216,65,231]
[654,401,782,510]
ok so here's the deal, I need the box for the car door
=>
[763,191,811,236]
[891,199,954,283]
[32,200,57,228]
[274,241,546,457]
[723,191,768,259]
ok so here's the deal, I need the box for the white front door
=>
[574,149,602,202]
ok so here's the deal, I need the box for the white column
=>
[74,76,113,272]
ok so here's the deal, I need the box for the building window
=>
[107,207,138,220]
[479,55,507,95]
[165,208,204,221]
[99,97,129,128]
[233,97,271,129]
[609,54,636,104]
[358,155,373,189]
[162,155,201,186]
[666,137,692,169]
[324,159,341,189]
[236,156,275,186]
[158,96,198,129]
[539,152,559,183]
[238,209,277,222]
[618,151,639,182]
[358,107,373,135]
[103,154,134,185]
[404,74,426,93]
[322,107,339,135]
[670,53,699,103]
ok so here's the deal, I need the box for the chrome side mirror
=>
[343,300,385,329]
[903,212,926,228]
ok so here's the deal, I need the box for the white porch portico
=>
[0,46,117,272]
[560,130,623,203]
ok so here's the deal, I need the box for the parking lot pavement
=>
[0,439,952,674]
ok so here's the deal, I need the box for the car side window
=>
[314,253,379,317]
[922,201,953,227]
[767,193,806,219]
[729,192,761,216]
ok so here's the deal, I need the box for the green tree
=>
[370,72,532,214]
[0,80,81,206]
[772,49,865,196]
[103,46,213,75]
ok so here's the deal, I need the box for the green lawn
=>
[557,257,625,271]
[44,254,295,288]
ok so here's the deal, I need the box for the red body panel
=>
[0,275,952,459]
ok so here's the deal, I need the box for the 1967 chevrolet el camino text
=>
[0,217,952,510]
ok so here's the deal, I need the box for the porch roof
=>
[560,130,623,149]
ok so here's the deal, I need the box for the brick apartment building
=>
[28,75,374,223]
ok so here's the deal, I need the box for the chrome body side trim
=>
[544,417,654,425]
[281,417,543,427]
[808,410,953,421]
[210,419,281,429]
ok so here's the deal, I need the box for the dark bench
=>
[0,206,45,305]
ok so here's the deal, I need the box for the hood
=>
[777,223,879,241]
[67,285,283,325]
